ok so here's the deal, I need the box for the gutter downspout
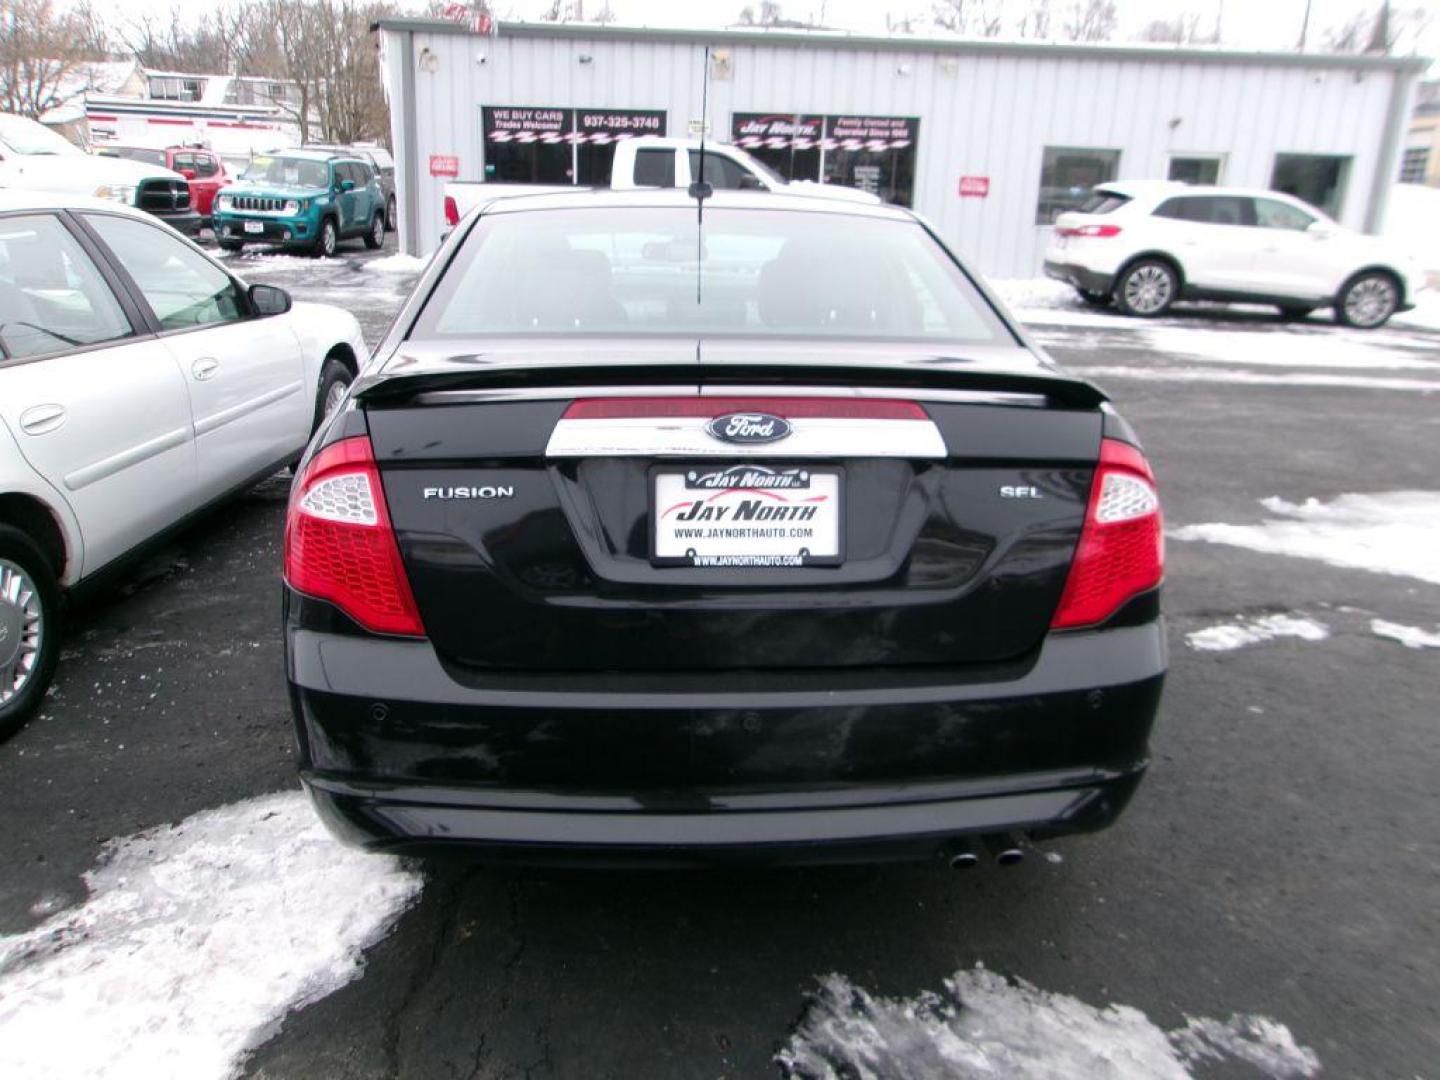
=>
[1365,66,1419,235]
[399,28,421,257]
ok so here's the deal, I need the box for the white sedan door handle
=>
[18,403,66,435]
[192,357,220,382]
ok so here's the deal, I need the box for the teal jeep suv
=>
[213,150,386,257]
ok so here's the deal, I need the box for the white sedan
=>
[0,190,366,734]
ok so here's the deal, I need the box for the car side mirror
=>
[249,283,292,317]
[179,168,197,180]
[1306,221,1334,239]
[339,179,355,192]
[738,174,766,191]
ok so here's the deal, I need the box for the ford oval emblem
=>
[706,412,792,444]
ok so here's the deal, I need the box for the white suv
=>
[1043,181,1423,328]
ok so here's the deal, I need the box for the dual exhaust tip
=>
[945,833,1028,870]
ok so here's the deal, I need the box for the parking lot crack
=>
[384,866,472,1079]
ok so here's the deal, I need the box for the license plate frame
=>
[243,220,265,235]
[649,464,844,568]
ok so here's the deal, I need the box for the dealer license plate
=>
[652,465,842,567]
[243,220,265,234]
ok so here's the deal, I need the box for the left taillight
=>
[284,436,425,637]
[1050,438,1163,630]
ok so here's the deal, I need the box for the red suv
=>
[97,145,230,217]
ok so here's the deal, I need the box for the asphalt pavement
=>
[2,236,1437,1078]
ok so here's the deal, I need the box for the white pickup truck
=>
[443,135,879,227]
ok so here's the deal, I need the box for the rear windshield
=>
[1076,190,1131,214]
[100,147,168,167]
[413,206,1009,343]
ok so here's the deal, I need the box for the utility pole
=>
[1298,0,1312,50]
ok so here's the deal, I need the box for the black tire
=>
[1076,288,1112,307]
[385,194,398,232]
[314,357,354,431]
[1335,271,1400,329]
[1277,306,1315,322]
[218,239,244,252]
[363,212,385,250]
[314,217,338,259]
[0,525,61,741]
[1114,259,1178,318]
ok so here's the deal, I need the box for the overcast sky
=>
[89,0,1440,58]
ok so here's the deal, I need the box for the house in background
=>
[40,65,311,172]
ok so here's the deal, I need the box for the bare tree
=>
[932,0,1005,37]
[270,0,391,144]
[1062,0,1118,42]
[0,0,98,117]
[1139,13,1211,44]
[1324,1,1431,54]
[1015,0,1054,40]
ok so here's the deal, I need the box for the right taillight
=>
[443,195,459,227]
[1057,223,1123,238]
[1050,438,1163,630]
[284,436,425,637]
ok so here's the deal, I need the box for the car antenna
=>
[688,44,713,306]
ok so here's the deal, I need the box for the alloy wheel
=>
[323,378,350,418]
[1343,276,1397,328]
[0,559,43,707]
[321,223,337,257]
[1123,265,1173,315]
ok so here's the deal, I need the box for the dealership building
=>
[375,18,1425,277]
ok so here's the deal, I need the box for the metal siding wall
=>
[386,29,1408,277]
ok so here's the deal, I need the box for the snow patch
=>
[365,252,427,274]
[1186,614,1330,652]
[1172,491,1440,585]
[1132,324,1440,371]
[777,967,1319,1079]
[0,790,423,1080]
[1371,619,1440,649]
[1070,364,1440,394]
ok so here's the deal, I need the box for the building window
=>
[1270,153,1350,218]
[732,113,823,182]
[1168,155,1224,185]
[481,107,666,186]
[575,110,666,185]
[1399,147,1429,184]
[822,116,918,207]
[728,113,919,206]
[1037,147,1120,224]
[149,76,204,102]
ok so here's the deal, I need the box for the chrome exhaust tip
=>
[946,839,981,870]
[985,833,1026,866]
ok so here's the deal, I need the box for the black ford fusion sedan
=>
[283,189,1165,866]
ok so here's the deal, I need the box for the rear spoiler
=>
[354,359,1108,409]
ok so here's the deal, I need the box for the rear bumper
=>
[1043,259,1114,294]
[149,209,203,236]
[286,610,1166,862]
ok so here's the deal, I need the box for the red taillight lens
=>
[443,195,459,227]
[1050,439,1163,630]
[1057,223,1123,238]
[284,436,425,637]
